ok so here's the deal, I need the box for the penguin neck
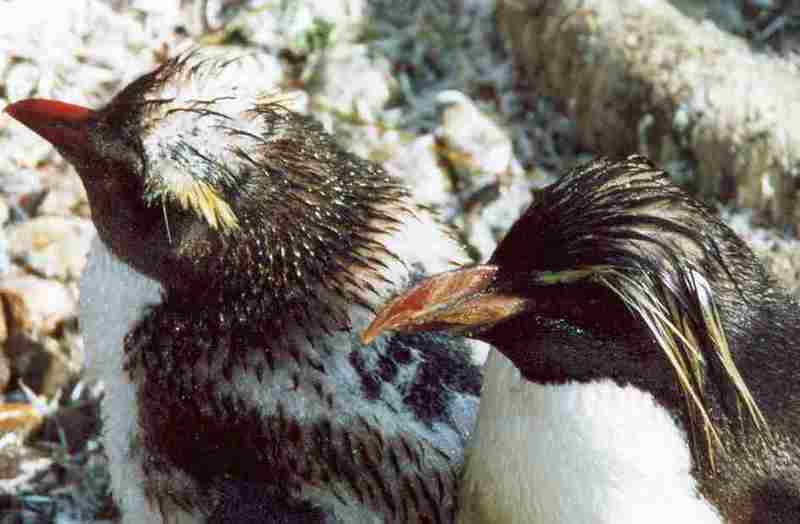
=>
[480,275,799,483]
[712,284,800,430]
[460,349,724,524]
[476,282,750,473]
[89,174,411,326]
[160,196,414,335]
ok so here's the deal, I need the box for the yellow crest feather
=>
[151,163,239,233]
[175,179,239,231]
[536,265,768,470]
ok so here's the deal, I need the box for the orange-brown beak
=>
[5,98,96,161]
[361,264,531,344]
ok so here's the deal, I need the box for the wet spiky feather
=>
[83,51,412,325]
[492,156,766,466]
[491,155,768,467]
[6,50,483,523]
[363,154,800,522]
[99,53,479,520]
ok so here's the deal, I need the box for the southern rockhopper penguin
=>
[4,51,483,523]
[364,155,800,523]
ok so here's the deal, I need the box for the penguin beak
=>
[5,99,96,162]
[361,265,531,344]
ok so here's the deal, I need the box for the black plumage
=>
[5,51,482,523]
[366,155,800,523]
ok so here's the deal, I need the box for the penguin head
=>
[364,155,770,467]
[5,51,405,309]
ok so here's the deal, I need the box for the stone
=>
[0,274,81,397]
[37,170,89,218]
[0,403,43,440]
[6,216,95,281]
[39,400,99,454]
[459,172,534,261]
[235,0,366,51]
[314,44,395,123]
[0,348,9,394]
[435,90,513,179]
[0,275,77,336]
[382,134,454,209]
[0,201,10,227]
[0,432,51,491]
[5,334,78,398]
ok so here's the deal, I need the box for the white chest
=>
[80,238,196,523]
[457,349,723,524]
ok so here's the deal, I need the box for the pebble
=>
[40,401,99,454]
[315,44,395,123]
[0,200,10,227]
[0,275,77,335]
[238,0,366,51]
[458,168,534,261]
[5,333,79,398]
[6,216,95,281]
[0,433,51,491]
[383,134,454,208]
[435,90,513,180]
[0,146,50,189]
[0,349,9,394]
[0,403,43,440]
[37,170,89,218]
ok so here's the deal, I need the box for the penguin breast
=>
[457,349,724,524]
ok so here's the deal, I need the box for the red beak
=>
[5,98,96,158]
[361,264,531,344]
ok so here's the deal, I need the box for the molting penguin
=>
[5,51,483,523]
[364,155,800,523]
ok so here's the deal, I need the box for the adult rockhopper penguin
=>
[364,155,800,523]
[4,51,483,523]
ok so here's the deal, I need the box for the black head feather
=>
[24,51,412,331]
[473,155,800,472]
[364,154,800,520]
[490,155,763,294]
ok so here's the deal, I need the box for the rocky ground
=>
[0,0,797,521]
